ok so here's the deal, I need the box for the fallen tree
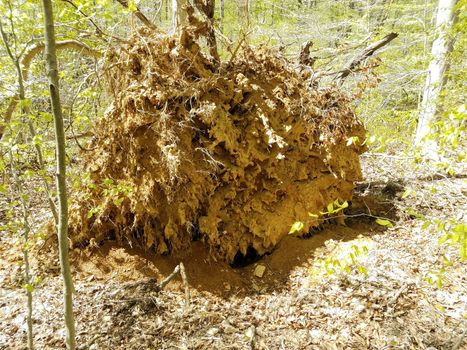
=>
[68,19,369,263]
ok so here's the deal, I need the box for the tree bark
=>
[41,0,77,349]
[172,0,188,33]
[414,0,458,150]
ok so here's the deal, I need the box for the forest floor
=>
[0,155,466,350]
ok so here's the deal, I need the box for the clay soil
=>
[1,156,466,350]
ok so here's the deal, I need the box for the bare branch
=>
[114,0,158,31]
[335,32,398,83]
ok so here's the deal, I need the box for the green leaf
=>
[114,197,124,206]
[438,234,451,245]
[18,98,31,108]
[436,221,446,232]
[0,184,7,193]
[460,243,466,260]
[289,221,304,234]
[401,189,412,199]
[87,207,100,219]
[103,178,114,186]
[351,245,360,257]
[22,283,34,293]
[442,255,453,267]
[375,218,393,227]
[357,265,368,276]
[421,221,431,230]
[23,170,35,178]
[128,0,137,11]
[32,134,43,146]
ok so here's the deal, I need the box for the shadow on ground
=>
[71,184,400,297]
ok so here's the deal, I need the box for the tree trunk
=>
[415,0,458,151]
[172,0,188,33]
[219,0,224,33]
[40,0,77,349]
[193,0,220,63]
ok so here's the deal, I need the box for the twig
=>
[158,265,181,289]
[227,36,246,66]
[247,325,256,350]
[80,334,103,350]
[179,262,190,310]
[157,263,190,310]
[361,152,416,160]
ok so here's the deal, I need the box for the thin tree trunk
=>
[41,0,76,349]
[415,0,458,151]
[219,0,224,33]
[0,19,34,350]
[9,149,34,350]
[166,0,169,20]
[172,0,188,33]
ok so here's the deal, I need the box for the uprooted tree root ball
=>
[68,28,367,263]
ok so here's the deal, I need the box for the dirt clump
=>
[69,26,366,263]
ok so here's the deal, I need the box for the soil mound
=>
[69,27,366,262]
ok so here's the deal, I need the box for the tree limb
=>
[335,32,398,83]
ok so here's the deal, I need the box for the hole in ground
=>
[230,246,264,268]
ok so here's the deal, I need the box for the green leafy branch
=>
[289,199,394,235]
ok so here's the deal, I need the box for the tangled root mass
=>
[69,27,367,263]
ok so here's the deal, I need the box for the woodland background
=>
[0,0,466,349]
